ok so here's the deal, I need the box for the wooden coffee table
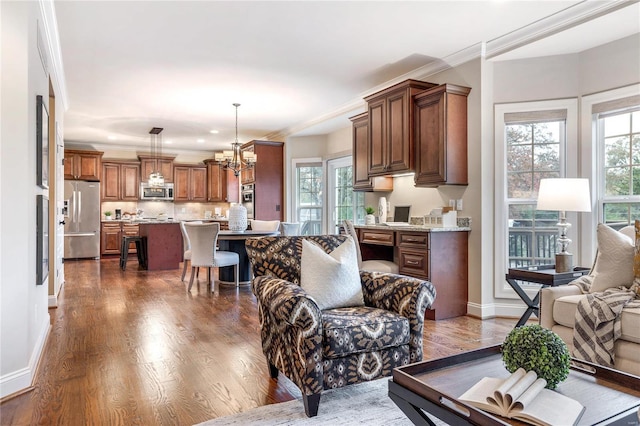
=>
[389,346,640,425]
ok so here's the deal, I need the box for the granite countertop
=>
[102,219,180,224]
[355,224,470,232]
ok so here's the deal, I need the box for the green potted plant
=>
[364,206,376,225]
[104,211,113,220]
[501,324,570,389]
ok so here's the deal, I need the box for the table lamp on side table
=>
[536,178,591,273]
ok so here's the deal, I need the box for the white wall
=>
[0,1,60,398]
[315,35,639,319]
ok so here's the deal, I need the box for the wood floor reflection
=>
[0,258,517,425]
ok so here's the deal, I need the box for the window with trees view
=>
[296,162,323,235]
[327,157,364,234]
[599,109,640,229]
[506,119,563,267]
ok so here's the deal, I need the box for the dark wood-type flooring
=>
[1,258,519,425]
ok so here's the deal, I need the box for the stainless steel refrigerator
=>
[64,180,101,259]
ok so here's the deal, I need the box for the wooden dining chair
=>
[183,222,239,291]
[179,220,202,281]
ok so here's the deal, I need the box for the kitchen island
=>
[354,224,470,320]
[138,221,183,271]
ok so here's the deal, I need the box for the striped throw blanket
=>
[572,280,640,366]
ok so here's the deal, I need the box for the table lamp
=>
[536,178,591,273]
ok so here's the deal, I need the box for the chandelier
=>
[148,127,165,186]
[214,103,256,177]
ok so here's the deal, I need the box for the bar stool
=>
[120,236,148,271]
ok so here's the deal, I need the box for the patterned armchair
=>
[245,235,436,417]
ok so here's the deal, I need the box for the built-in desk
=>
[355,225,469,320]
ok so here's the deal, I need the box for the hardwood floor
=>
[0,258,518,425]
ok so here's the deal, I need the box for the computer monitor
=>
[393,206,411,223]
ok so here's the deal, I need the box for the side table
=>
[506,265,590,327]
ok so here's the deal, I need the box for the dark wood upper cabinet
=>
[350,112,392,192]
[364,79,437,177]
[203,160,239,203]
[138,155,175,183]
[102,161,140,201]
[414,84,471,187]
[173,165,207,202]
[64,149,103,181]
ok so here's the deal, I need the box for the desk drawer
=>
[360,229,395,246]
[397,232,429,249]
[399,248,429,279]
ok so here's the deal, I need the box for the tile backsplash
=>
[101,201,232,220]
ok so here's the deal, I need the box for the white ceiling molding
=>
[272,42,485,139]
[39,0,68,110]
[484,0,638,59]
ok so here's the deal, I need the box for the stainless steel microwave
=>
[140,183,174,201]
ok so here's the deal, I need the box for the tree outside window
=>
[601,109,640,229]
[506,121,563,267]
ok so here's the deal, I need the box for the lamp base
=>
[555,252,573,273]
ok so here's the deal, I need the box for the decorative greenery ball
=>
[501,324,570,389]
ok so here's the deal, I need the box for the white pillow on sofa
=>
[590,223,635,293]
[300,237,364,310]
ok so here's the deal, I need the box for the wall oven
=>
[140,183,174,201]
[241,184,254,219]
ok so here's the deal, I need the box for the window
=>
[598,108,640,229]
[327,157,364,234]
[495,99,578,298]
[295,160,323,235]
[506,119,562,267]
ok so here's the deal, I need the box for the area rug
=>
[196,378,448,425]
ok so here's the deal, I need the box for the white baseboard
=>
[0,314,50,399]
[48,294,58,308]
[467,301,529,320]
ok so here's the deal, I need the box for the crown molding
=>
[39,0,68,110]
[274,1,636,139]
[271,42,484,139]
[484,0,638,59]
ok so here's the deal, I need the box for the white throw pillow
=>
[590,223,635,293]
[300,237,364,310]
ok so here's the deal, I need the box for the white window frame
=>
[581,84,640,262]
[291,157,324,234]
[327,156,363,234]
[494,99,578,299]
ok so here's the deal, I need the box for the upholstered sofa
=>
[540,224,640,376]
[245,235,436,417]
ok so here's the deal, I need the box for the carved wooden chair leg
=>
[302,393,321,417]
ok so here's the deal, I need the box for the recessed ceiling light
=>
[165,140,173,144]
[197,139,205,143]
[209,130,219,134]
[107,135,117,140]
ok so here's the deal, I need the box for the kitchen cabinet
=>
[101,161,140,201]
[241,140,284,221]
[356,227,469,320]
[364,79,436,177]
[64,149,103,181]
[414,84,471,187]
[240,145,256,185]
[174,165,207,202]
[350,112,393,192]
[101,222,139,255]
[203,159,239,203]
[138,155,175,183]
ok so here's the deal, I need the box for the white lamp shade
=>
[537,178,591,212]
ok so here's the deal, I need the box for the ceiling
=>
[54,1,639,153]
